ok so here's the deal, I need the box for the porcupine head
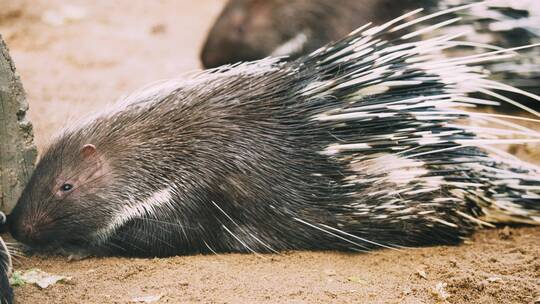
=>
[9,139,115,255]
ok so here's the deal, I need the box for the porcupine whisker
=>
[39,202,106,227]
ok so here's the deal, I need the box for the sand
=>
[1,1,539,303]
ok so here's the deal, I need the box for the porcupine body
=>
[8,8,540,257]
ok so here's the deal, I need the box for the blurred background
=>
[1,0,225,150]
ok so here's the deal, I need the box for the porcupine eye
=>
[60,183,74,192]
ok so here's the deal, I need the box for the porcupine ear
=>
[80,144,103,170]
[79,144,106,181]
[80,144,97,160]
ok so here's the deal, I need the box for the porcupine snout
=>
[9,211,54,247]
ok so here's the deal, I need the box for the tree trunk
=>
[0,34,37,213]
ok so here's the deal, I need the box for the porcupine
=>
[200,0,431,68]
[201,0,540,100]
[8,6,540,257]
[0,212,13,304]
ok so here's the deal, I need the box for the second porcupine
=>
[0,213,13,304]
[8,9,540,257]
[201,0,540,99]
[200,0,431,68]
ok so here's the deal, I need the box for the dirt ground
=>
[1,1,539,303]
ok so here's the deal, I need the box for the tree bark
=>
[0,34,37,213]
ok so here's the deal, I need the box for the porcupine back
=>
[8,6,540,257]
[279,8,540,239]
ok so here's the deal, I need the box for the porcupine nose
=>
[22,222,36,239]
[9,214,51,246]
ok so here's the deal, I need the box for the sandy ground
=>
[1,1,539,303]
